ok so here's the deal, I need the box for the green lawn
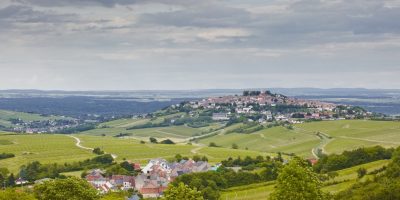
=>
[0,134,94,173]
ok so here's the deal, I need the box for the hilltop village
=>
[163,90,373,126]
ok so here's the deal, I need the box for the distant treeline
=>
[0,97,191,118]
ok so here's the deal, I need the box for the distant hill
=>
[0,88,399,115]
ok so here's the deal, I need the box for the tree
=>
[149,137,158,144]
[175,154,183,162]
[0,168,9,188]
[33,177,99,200]
[193,155,201,162]
[7,174,15,187]
[270,158,326,200]
[209,142,218,147]
[0,189,36,200]
[92,147,104,155]
[160,139,175,144]
[357,168,367,178]
[162,182,203,200]
[232,143,239,149]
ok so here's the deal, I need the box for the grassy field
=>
[296,120,400,154]
[99,118,151,128]
[76,135,270,164]
[81,124,222,140]
[220,159,390,200]
[0,134,94,172]
[199,126,320,158]
[199,120,400,158]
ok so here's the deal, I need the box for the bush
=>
[160,139,175,144]
[0,153,15,160]
[92,147,104,155]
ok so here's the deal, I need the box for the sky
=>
[0,0,400,90]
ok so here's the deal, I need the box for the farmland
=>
[0,134,93,172]
[76,134,270,164]
[81,125,222,141]
[0,132,269,173]
[199,120,400,158]
[220,159,390,200]
[82,113,224,141]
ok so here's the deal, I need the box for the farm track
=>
[67,135,118,159]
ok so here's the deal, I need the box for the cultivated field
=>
[220,159,390,200]
[1,119,399,176]
[76,135,270,164]
[199,120,400,158]
[0,134,93,172]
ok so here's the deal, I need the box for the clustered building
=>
[86,158,211,198]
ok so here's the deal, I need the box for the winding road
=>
[67,135,118,159]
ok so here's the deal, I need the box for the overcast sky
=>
[0,0,400,90]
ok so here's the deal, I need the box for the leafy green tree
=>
[0,168,9,188]
[160,139,175,144]
[357,168,367,178]
[270,158,326,200]
[106,165,130,176]
[175,154,183,162]
[93,147,104,155]
[149,137,158,143]
[162,182,203,200]
[232,143,239,149]
[209,142,218,147]
[33,177,99,200]
[7,173,15,187]
[193,155,201,162]
[0,189,36,200]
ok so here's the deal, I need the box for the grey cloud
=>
[14,0,207,7]
[139,4,252,28]
[0,5,77,23]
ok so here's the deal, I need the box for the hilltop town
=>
[162,90,373,126]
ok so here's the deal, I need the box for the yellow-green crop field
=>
[220,159,390,200]
[199,120,400,158]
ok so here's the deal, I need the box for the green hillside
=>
[0,134,93,172]
[199,120,400,158]
[220,159,390,200]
